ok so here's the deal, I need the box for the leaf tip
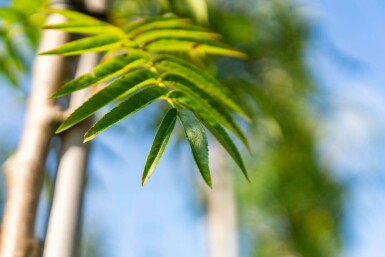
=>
[49,92,61,99]
[141,177,149,187]
[55,125,66,134]
[83,129,97,143]
[83,136,95,143]
[243,170,251,183]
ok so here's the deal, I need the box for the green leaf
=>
[205,120,249,181]
[155,56,250,120]
[146,39,246,59]
[0,7,23,22]
[0,59,18,87]
[169,91,249,180]
[0,29,26,71]
[142,108,177,186]
[125,17,208,36]
[178,109,212,187]
[56,69,156,133]
[52,54,148,98]
[39,34,123,56]
[43,21,124,36]
[41,8,102,23]
[134,29,221,45]
[84,85,167,142]
[163,74,249,148]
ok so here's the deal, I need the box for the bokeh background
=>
[1,0,384,256]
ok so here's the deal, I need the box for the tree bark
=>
[206,142,239,257]
[0,3,71,257]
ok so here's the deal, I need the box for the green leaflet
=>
[0,29,26,71]
[0,59,18,86]
[42,21,124,36]
[155,57,250,120]
[178,109,212,187]
[125,17,208,36]
[169,90,249,180]
[146,39,246,59]
[42,8,101,23]
[201,45,247,59]
[163,74,249,148]
[84,85,167,142]
[39,34,123,56]
[56,69,156,133]
[0,7,23,22]
[134,29,221,45]
[142,108,177,186]
[52,54,148,98]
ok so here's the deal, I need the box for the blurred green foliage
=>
[0,0,46,86]
[207,1,343,256]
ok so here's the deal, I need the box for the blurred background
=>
[1,0,384,256]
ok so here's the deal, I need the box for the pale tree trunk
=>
[42,53,97,257]
[206,142,239,257]
[43,1,107,256]
[0,2,71,256]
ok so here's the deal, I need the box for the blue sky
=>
[306,0,385,256]
[1,0,385,256]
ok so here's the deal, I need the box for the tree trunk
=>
[206,142,239,257]
[0,3,71,256]
[42,1,107,256]
[43,53,98,257]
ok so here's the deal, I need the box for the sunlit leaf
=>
[134,29,221,45]
[40,34,123,56]
[84,85,167,142]
[125,17,208,36]
[142,108,177,186]
[178,109,212,187]
[155,56,250,120]
[169,90,248,180]
[0,7,23,22]
[52,54,148,98]
[146,39,246,59]
[56,69,156,133]
[42,8,102,23]
[43,21,124,36]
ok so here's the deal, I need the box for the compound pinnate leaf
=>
[40,34,123,56]
[142,108,177,186]
[178,109,212,187]
[84,85,167,142]
[56,69,156,133]
[41,11,250,186]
